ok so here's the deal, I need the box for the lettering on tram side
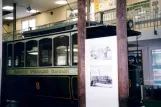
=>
[30,70,49,74]
[7,69,70,75]
[14,70,29,74]
[50,69,69,73]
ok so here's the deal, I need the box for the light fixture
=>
[127,19,134,29]
[28,52,38,55]
[55,0,67,4]
[3,6,14,10]
[5,17,14,20]
[27,9,39,13]
[65,48,78,52]
[28,47,38,55]
[27,6,32,12]
[26,6,39,13]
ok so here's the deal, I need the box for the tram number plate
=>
[36,82,40,90]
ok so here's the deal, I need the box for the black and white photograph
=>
[90,66,113,88]
[90,45,112,60]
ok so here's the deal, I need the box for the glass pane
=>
[26,40,38,67]
[152,49,161,85]
[39,38,52,66]
[22,20,29,31]
[7,44,12,67]
[72,34,78,65]
[29,19,36,30]
[54,36,69,66]
[14,42,24,67]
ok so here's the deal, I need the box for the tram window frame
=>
[14,42,25,67]
[7,44,13,68]
[39,38,52,66]
[72,33,78,65]
[53,35,70,66]
[26,40,38,67]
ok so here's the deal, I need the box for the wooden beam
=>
[116,0,129,107]
[77,0,86,107]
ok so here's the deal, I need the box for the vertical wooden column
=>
[116,0,129,107]
[87,0,90,25]
[77,0,86,107]
[0,0,2,105]
[13,3,16,40]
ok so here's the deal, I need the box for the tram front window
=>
[39,38,52,66]
[7,44,12,67]
[14,42,24,67]
[26,40,38,67]
[72,34,78,65]
[54,36,69,66]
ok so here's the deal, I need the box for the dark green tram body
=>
[2,22,140,107]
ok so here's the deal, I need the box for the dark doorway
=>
[128,50,143,107]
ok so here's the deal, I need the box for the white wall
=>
[3,2,77,33]
[128,27,161,42]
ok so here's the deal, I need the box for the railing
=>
[134,10,161,29]
[95,9,161,29]
[2,18,78,41]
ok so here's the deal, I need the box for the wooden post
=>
[0,0,2,105]
[13,3,16,40]
[87,0,90,25]
[116,0,129,107]
[77,0,86,107]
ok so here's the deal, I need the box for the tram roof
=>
[86,25,141,39]
[23,25,141,38]
[5,22,141,42]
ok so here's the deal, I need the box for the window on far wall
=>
[22,18,36,31]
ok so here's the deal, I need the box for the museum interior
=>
[1,0,161,107]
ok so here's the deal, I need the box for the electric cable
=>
[3,26,12,35]
[66,0,76,18]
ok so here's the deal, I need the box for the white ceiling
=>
[3,0,77,20]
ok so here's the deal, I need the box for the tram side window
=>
[26,40,38,67]
[72,34,78,65]
[7,44,12,67]
[39,38,52,66]
[54,36,69,66]
[14,42,24,67]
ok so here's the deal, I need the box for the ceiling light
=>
[3,6,14,10]
[5,17,14,20]
[55,0,67,4]
[27,9,39,13]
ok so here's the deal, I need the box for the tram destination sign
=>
[7,68,77,75]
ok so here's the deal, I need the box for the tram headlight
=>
[127,19,134,29]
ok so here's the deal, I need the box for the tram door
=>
[128,51,143,107]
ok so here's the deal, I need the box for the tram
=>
[1,21,141,107]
